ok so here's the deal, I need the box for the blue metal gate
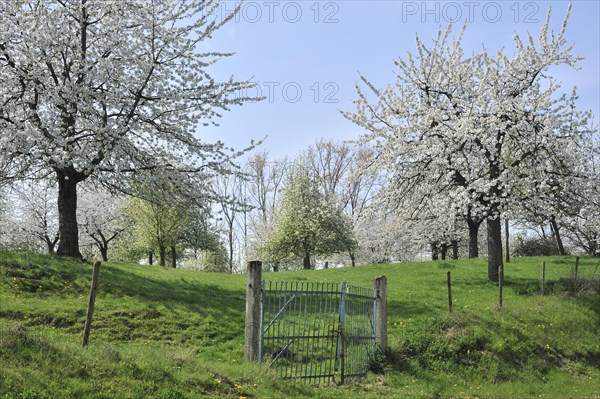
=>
[260,281,377,384]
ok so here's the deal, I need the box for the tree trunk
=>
[45,234,59,254]
[170,245,177,268]
[451,240,459,259]
[149,251,153,265]
[46,239,55,255]
[431,243,439,260]
[467,219,481,258]
[549,216,566,255]
[56,169,83,259]
[99,245,108,262]
[93,230,120,263]
[159,245,166,266]
[350,253,356,267]
[505,218,510,263]
[590,233,598,256]
[272,261,279,272]
[440,244,448,260]
[487,218,503,282]
[303,254,311,270]
[228,229,234,274]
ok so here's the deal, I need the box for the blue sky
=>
[200,1,600,159]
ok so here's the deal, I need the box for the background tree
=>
[244,152,287,271]
[12,180,59,254]
[306,140,352,198]
[0,0,256,258]
[344,8,591,281]
[127,197,188,267]
[78,188,126,261]
[305,140,381,266]
[559,136,600,256]
[186,240,230,273]
[261,165,356,269]
[182,206,223,259]
[215,172,246,273]
[353,204,416,264]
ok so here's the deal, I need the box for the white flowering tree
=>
[261,165,356,269]
[564,206,600,256]
[0,0,256,258]
[78,188,126,261]
[9,179,60,253]
[557,137,600,255]
[507,114,597,256]
[417,204,464,261]
[353,204,420,264]
[305,140,382,266]
[344,7,591,281]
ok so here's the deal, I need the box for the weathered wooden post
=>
[82,260,101,347]
[498,266,504,308]
[541,261,546,296]
[447,271,452,313]
[374,275,387,352]
[244,261,262,361]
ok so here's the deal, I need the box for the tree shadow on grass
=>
[99,264,245,309]
[387,299,437,320]
[93,265,248,342]
[0,253,249,345]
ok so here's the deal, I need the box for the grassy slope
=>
[0,251,599,399]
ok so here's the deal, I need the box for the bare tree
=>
[244,152,288,270]
[215,173,246,273]
[305,140,382,266]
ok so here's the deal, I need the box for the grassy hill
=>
[1,251,599,399]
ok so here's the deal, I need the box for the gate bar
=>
[262,292,296,335]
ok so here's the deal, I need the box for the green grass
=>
[1,251,599,398]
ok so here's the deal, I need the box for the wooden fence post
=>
[245,261,262,362]
[447,271,452,313]
[82,260,101,347]
[541,261,546,296]
[505,218,510,263]
[575,256,580,280]
[498,266,503,308]
[374,275,387,353]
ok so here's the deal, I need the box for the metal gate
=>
[260,281,377,384]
